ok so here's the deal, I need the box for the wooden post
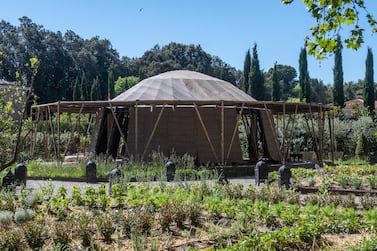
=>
[47,106,57,159]
[141,105,165,160]
[135,100,139,160]
[57,102,61,164]
[226,104,245,164]
[194,103,219,163]
[318,107,324,162]
[282,102,286,155]
[108,103,130,157]
[221,100,224,165]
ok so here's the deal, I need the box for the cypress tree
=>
[271,62,281,101]
[90,77,100,101]
[241,49,251,93]
[333,36,344,107]
[107,70,115,100]
[249,43,265,100]
[73,77,81,101]
[364,47,375,115]
[299,47,311,102]
[80,72,88,101]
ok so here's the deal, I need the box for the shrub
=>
[96,213,116,244]
[74,210,94,247]
[350,177,362,189]
[0,227,27,250]
[52,221,72,247]
[23,220,47,250]
[366,175,377,189]
[14,208,35,223]
[0,210,13,225]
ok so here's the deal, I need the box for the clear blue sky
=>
[2,0,377,84]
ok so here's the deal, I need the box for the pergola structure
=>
[31,99,334,165]
[31,70,334,166]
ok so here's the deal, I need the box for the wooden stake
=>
[194,104,219,163]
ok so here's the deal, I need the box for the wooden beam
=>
[108,103,130,157]
[135,101,139,159]
[194,104,219,163]
[47,106,57,159]
[141,105,166,160]
[221,100,224,165]
[57,101,61,163]
[226,104,245,164]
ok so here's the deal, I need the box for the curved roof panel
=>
[112,70,256,102]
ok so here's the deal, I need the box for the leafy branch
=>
[282,0,377,59]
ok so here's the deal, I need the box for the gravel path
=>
[25,176,257,195]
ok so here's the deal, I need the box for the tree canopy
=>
[0,17,239,104]
[282,0,377,59]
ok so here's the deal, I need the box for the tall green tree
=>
[241,49,251,93]
[107,70,115,100]
[271,62,281,101]
[73,77,81,101]
[333,36,344,107]
[249,43,265,100]
[264,64,297,100]
[90,77,100,101]
[80,72,88,101]
[364,47,375,115]
[299,47,311,102]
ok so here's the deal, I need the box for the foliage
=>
[282,0,377,59]
[299,47,311,102]
[333,35,344,107]
[23,220,47,250]
[248,43,265,100]
[364,47,375,116]
[271,62,281,101]
[240,49,251,93]
[114,76,140,95]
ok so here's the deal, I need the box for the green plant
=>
[0,210,13,224]
[51,221,72,247]
[71,186,83,206]
[74,210,94,247]
[159,201,175,230]
[366,175,377,189]
[350,177,362,189]
[83,186,97,208]
[96,213,116,244]
[337,175,349,188]
[97,183,110,210]
[360,193,377,210]
[0,227,27,250]
[23,220,47,250]
[14,208,35,223]
[0,189,16,211]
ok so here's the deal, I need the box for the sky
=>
[1,0,377,84]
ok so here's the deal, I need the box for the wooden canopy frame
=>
[31,100,334,165]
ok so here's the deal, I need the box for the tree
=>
[364,47,375,115]
[114,76,140,96]
[299,47,311,102]
[271,62,281,101]
[73,77,81,101]
[249,43,265,100]
[333,36,344,107]
[241,49,251,93]
[90,77,100,101]
[265,64,297,100]
[80,72,88,101]
[107,70,115,100]
[310,78,332,104]
[282,0,377,59]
